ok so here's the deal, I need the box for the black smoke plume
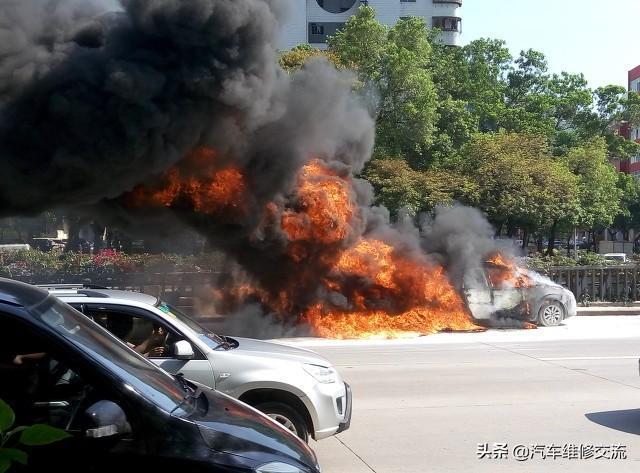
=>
[1,0,536,337]
[0,0,373,216]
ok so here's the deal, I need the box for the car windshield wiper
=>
[212,336,232,351]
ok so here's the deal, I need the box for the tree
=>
[329,7,439,167]
[565,139,622,251]
[363,158,472,217]
[278,44,341,73]
[614,172,640,241]
[457,38,512,133]
[458,133,579,251]
[576,85,640,159]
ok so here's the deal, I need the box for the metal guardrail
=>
[11,265,640,310]
[541,265,640,302]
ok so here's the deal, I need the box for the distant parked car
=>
[603,253,629,264]
[43,284,352,442]
[31,237,66,251]
[0,278,321,473]
[0,243,31,251]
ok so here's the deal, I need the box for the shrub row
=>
[0,249,223,279]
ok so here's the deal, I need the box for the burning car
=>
[463,255,577,327]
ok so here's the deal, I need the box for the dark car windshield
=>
[155,301,225,345]
[32,295,195,416]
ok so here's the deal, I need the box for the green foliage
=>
[0,399,70,472]
[527,252,614,271]
[0,401,14,433]
[326,6,387,79]
[614,172,640,231]
[0,249,223,280]
[363,159,472,216]
[565,139,621,229]
[278,44,342,73]
[458,133,580,232]
[576,252,613,266]
[19,425,71,446]
[329,7,438,167]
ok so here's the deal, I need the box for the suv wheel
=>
[538,301,564,327]
[254,401,309,442]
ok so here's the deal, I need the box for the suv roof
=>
[40,284,158,306]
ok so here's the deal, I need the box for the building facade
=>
[620,65,640,177]
[277,0,462,50]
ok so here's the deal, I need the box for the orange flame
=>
[281,160,358,262]
[127,149,481,339]
[267,162,477,338]
[305,238,479,339]
[485,253,533,288]
[127,147,246,216]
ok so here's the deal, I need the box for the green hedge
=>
[0,249,223,279]
[525,252,618,272]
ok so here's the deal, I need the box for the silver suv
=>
[43,284,351,442]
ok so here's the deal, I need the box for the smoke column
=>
[0,0,523,338]
[0,0,373,216]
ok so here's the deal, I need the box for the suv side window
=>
[82,307,169,358]
[76,305,205,360]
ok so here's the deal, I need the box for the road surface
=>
[281,316,640,473]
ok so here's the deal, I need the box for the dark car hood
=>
[193,386,318,471]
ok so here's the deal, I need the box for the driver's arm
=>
[134,327,166,357]
[13,352,46,365]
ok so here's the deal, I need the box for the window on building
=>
[432,16,462,32]
[400,0,417,3]
[308,22,345,44]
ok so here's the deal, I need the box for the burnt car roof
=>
[0,278,50,308]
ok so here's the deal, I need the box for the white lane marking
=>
[540,356,639,361]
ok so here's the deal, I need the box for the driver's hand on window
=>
[146,346,165,358]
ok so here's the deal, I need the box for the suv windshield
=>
[32,295,196,416]
[156,301,225,345]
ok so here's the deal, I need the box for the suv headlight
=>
[303,364,337,384]
[256,462,307,473]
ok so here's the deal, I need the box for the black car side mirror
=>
[84,400,131,438]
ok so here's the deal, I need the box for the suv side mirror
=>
[84,400,131,438]
[174,340,194,360]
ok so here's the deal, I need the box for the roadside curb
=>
[577,309,639,316]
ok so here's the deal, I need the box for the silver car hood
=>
[226,337,332,367]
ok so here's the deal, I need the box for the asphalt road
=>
[283,316,640,473]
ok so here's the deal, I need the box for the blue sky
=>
[462,0,640,89]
